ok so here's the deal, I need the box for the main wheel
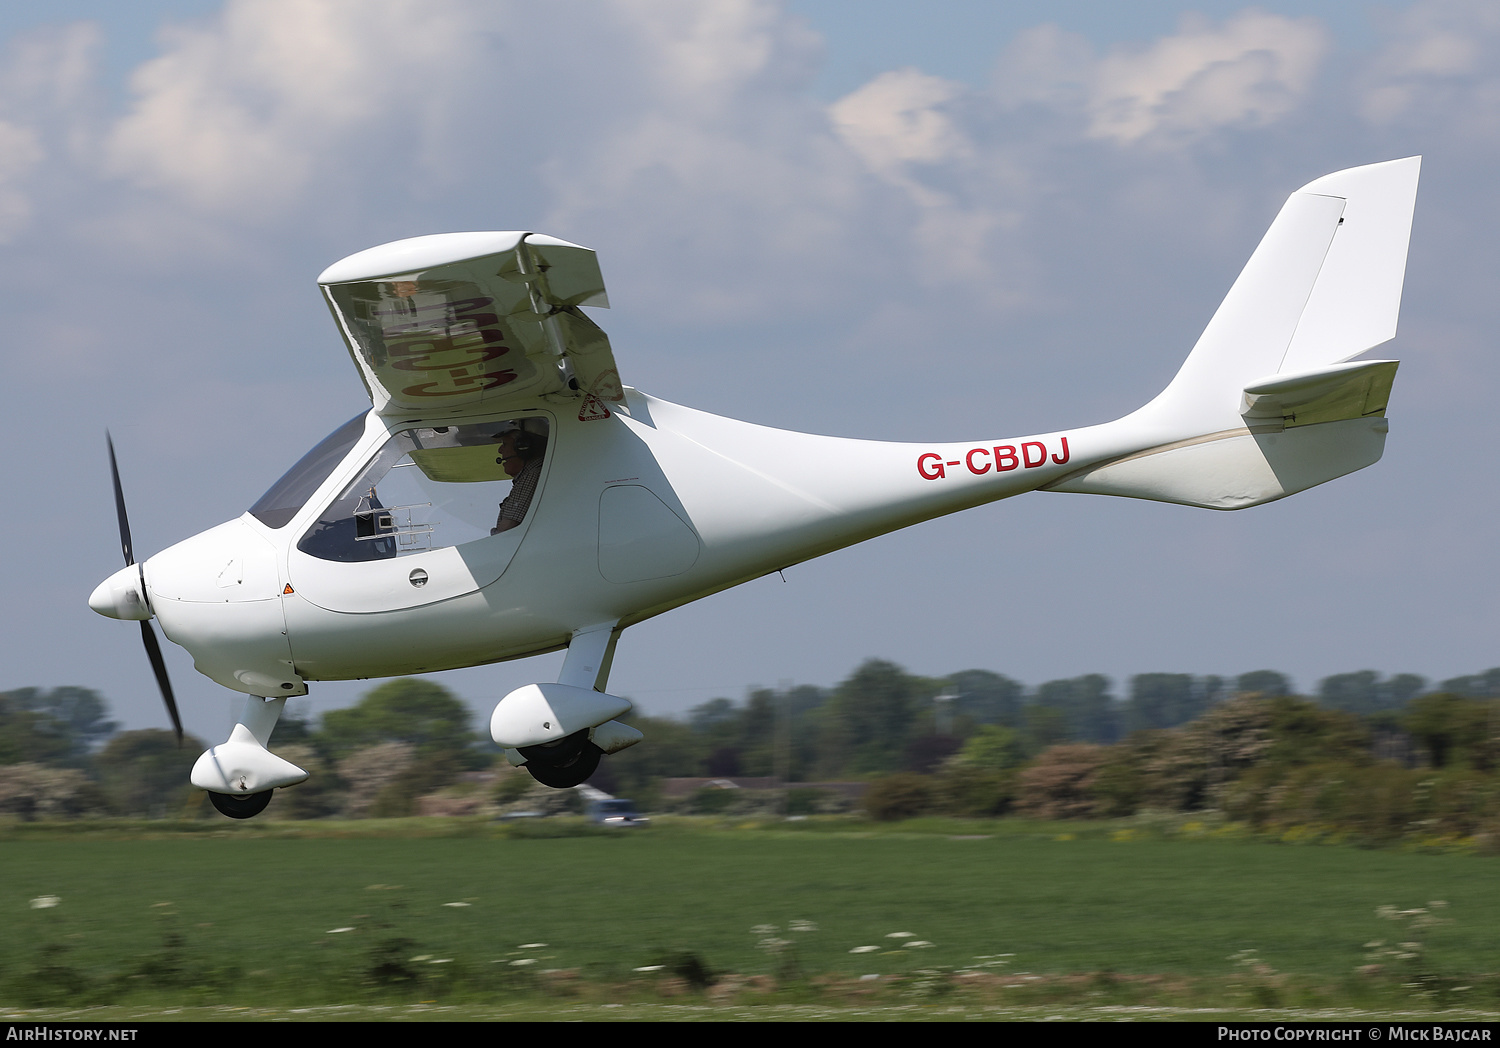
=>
[208,789,273,819]
[519,729,602,788]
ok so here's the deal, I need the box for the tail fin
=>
[1048,157,1419,510]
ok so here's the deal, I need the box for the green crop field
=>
[2,817,1497,1020]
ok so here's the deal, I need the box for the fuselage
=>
[87,160,1418,742]
[132,387,1131,697]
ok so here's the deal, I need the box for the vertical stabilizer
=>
[1137,156,1420,437]
[1048,158,1419,510]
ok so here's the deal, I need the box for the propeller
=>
[106,433,184,746]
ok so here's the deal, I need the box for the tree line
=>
[3,662,1499,824]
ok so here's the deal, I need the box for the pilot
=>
[491,426,547,534]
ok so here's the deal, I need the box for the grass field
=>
[2,816,1497,1017]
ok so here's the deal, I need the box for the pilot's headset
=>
[495,423,545,465]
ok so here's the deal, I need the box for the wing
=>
[317,232,624,418]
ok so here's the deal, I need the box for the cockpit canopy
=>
[249,415,550,562]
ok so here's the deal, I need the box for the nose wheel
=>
[208,789,273,820]
[519,729,602,788]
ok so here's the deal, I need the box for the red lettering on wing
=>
[387,326,509,355]
[994,445,1019,471]
[1052,437,1071,465]
[917,453,946,480]
[965,447,991,475]
[400,371,518,396]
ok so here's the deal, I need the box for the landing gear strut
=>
[208,789,273,819]
[519,729,602,788]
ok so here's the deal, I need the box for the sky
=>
[4,0,1500,742]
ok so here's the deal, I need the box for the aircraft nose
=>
[89,564,152,620]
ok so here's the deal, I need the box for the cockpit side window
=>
[249,413,368,529]
[296,417,549,563]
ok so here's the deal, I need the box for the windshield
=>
[249,413,368,529]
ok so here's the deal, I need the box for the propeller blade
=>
[139,620,183,746]
[107,432,181,746]
[106,432,134,566]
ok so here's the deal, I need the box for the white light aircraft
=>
[90,159,1420,818]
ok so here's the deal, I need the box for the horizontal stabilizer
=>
[1241,359,1397,429]
[1049,360,1396,509]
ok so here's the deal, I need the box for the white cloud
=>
[26,1,1458,337]
[624,0,817,108]
[1087,11,1326,144]
[103,0,485,209]
[819,12,1329,295]
[525,2,882,318]
[1357,0,1500,127]
[992,13,1326,145]
[82,1,1333,311]
[93,0,869,316]
[830,67,971,188]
